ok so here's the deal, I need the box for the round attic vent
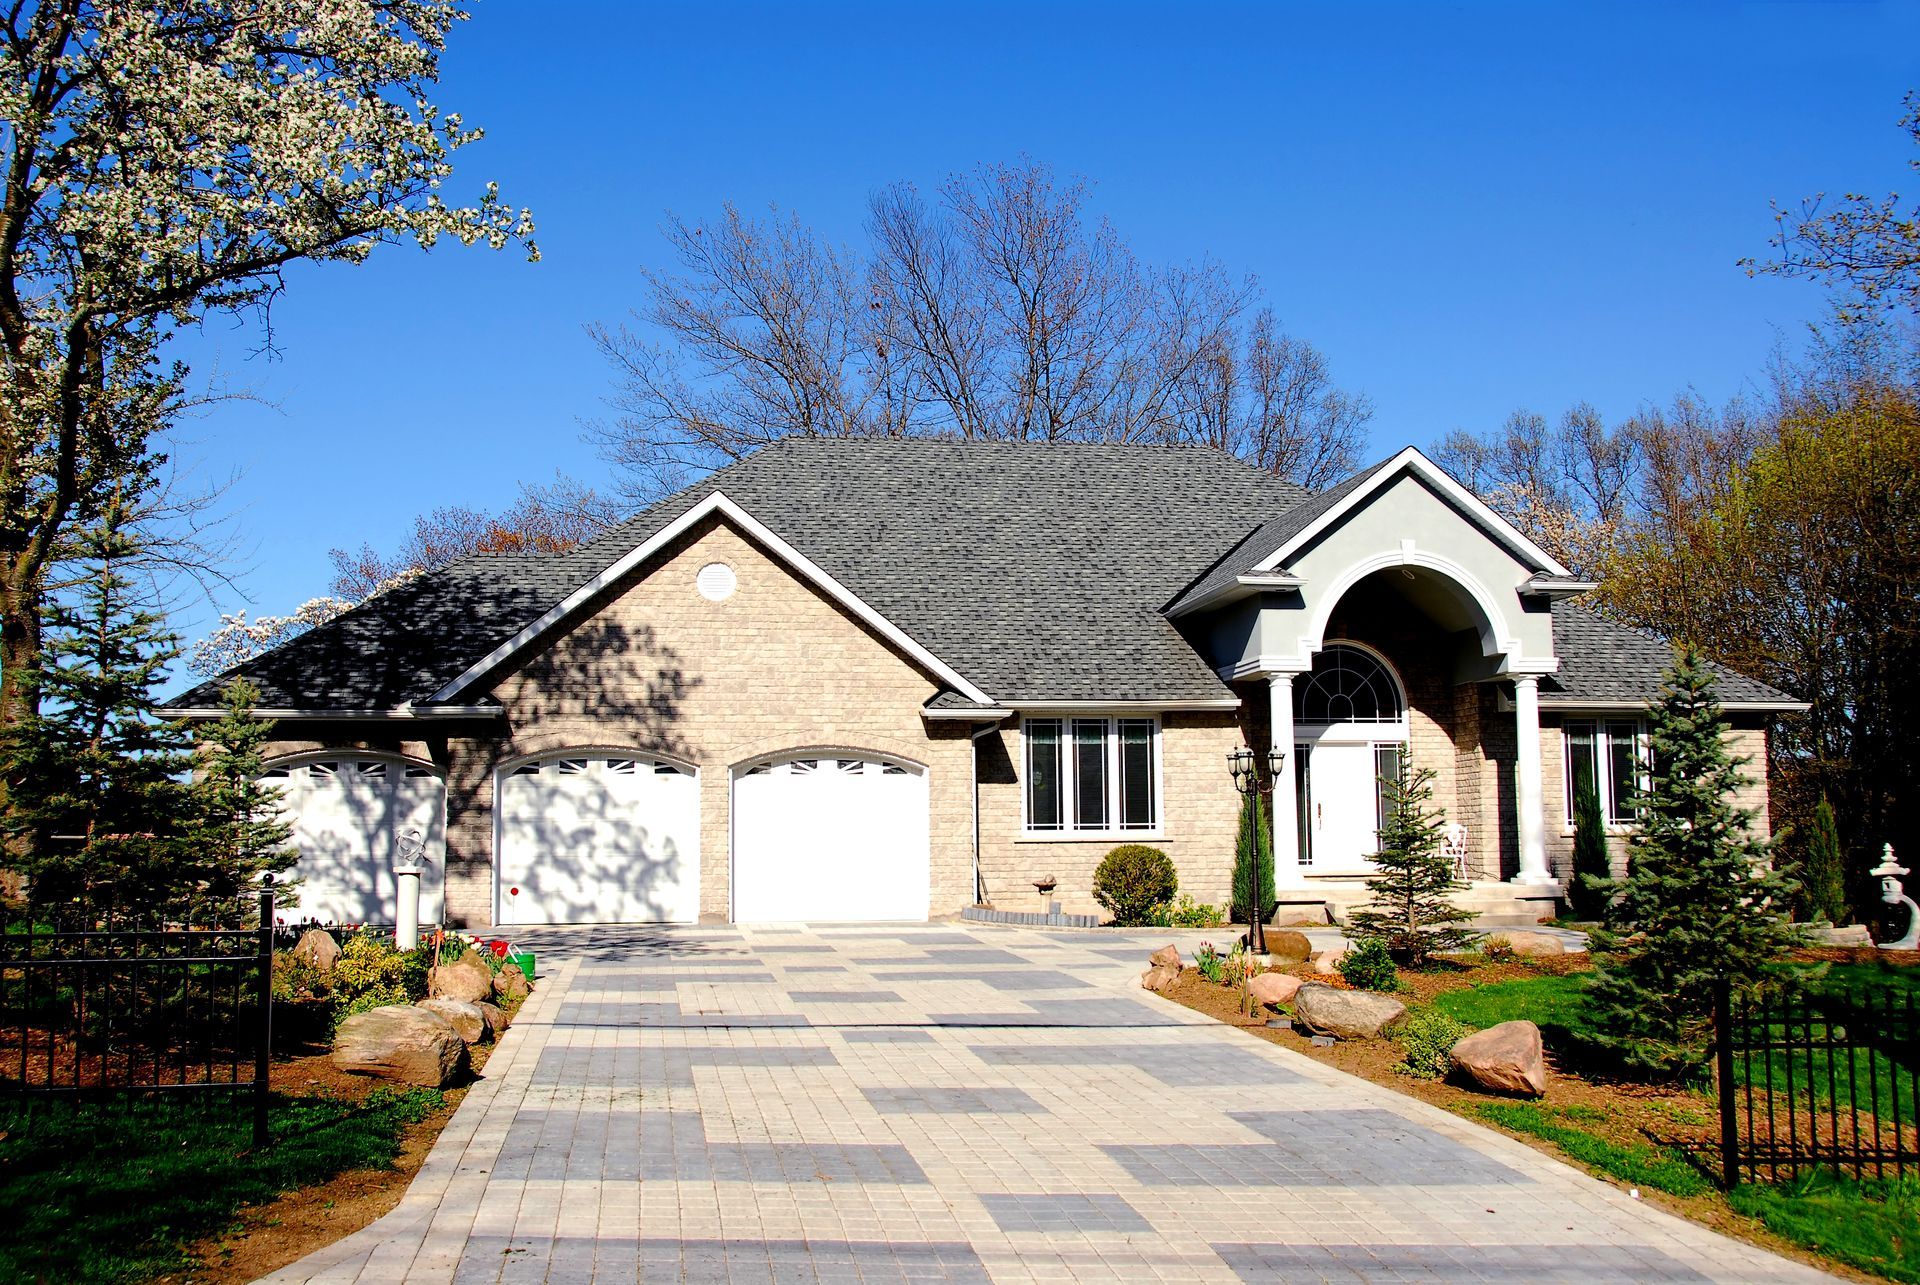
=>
[696,561,737,602]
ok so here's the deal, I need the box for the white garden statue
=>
[1870,844,1919,951]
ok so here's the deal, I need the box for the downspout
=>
[970,722,998,906]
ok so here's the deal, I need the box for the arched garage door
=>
[732,755,929,923]
[265,757,446,926]
[496,754,699,925]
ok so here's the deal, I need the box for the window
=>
[1373,744,1403,833]
[1565,719,1646,825]
[1024,716,1159,833]
[1295,644,1404,725]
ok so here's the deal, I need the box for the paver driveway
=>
[261,925,1829,1284]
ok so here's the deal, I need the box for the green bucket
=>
[510,952,535,984]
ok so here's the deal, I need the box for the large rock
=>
[416,996,494,1045]
[332,1005,470,1087]
[1264,930,1313,966]
[492,964,530,1002]
[289,928,341,972]
[1249,972,1303,1007]
[1149,944,1182,969]
[1312,943,1349,975]
[1140,963,1181,993]
[431,953,495,1004]
[1451,1020,1547,1096]
[1292,983,1406,1039]
[1487,931,1566,958]
[1807,924,1873,947]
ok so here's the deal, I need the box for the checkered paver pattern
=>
[257,925,1832,1283]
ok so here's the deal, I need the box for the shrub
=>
[1093,845,1176,926]
[1799,797,1848,926]
[1395,1007,1471,1079]
[1195,942,1225,983]
[333,932,426,1011]
[1569,776,1610,922]
[1338,938,1400,991]
[1230,790,1275,926]
[1149,894,1226,928]
[1484,937,1517,964]
[270,954,329,1004]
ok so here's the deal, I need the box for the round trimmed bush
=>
[1093,845,1177,926]
[1337,937,1400,991]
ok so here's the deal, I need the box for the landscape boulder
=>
[492,964,531,1002]
[1140,963,1182,993]
[1249,972,1303,1008]
[1487,931,1566,958]
[1264,929,1313,966]
[332,1005,469,1087]
[417,996,494,1045]
[1272,904,1330,927]
[1806,924,1873,948]
[1450,1020,1548,1096]
[1312,943,1349,975]
[1148,944,1182,969]
[431,953,496,1004]
[289,928,341,972]
[1292,983,1406,1039]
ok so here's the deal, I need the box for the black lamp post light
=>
[1227,744,1286,958]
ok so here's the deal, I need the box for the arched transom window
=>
[1294,644,1404,725]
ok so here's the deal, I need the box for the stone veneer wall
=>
[973,711,1244,919]
[1540,714,1774,884]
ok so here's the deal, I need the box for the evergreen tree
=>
[1584,649,1804,1075]
[1347,760,1479,966]
[189,679,299,902]
[1569,776,1611,921]
[0,515,195,907]
[1798,797,1848,926]
[1231,790,1275,925]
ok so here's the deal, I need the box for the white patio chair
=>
[1442,823,1470,882]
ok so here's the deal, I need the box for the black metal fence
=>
[1715,979,1919,1187]
[0,885,276,1145]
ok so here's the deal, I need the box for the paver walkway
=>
[260,924,1829,1283]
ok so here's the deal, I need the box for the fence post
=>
[253,878,275,1149]
[1715,978,1738,1189]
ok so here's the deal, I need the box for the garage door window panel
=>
[1022,716,1161,836]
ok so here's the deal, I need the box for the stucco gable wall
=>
[1235,473,1555,677]
[439,516,973,925]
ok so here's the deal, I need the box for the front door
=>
[1297,740,1392,874]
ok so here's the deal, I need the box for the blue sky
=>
[161,0,1919,674]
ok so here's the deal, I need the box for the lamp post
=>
[1228,744,1287,957]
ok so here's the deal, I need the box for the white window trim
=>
[1562,718,1649,832]
[1018,714,1164,842]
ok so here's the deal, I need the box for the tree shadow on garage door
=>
[501,784,694,927]
[276,765,443,929]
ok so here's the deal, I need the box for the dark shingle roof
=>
[166,440,1796,714]
[1545,602,1800,707]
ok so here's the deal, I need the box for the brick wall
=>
[975,711,1244,918]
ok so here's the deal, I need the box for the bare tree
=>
[588,160,1371,499]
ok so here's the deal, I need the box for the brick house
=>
[165,440,1802,929]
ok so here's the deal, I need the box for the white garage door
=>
[496,754,699,925]
[732,755,929,923]
[267,758,446,927]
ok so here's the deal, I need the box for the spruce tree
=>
[1584,648,1803,1076]
[0,515,195,908]
[1569,776,1611,922]
[1346,760,1479,965]
[189,678,299,903]
[1799,797,1848,926]
[1230,790,1275,925]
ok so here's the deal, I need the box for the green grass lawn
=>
[1470,1101,1713,1196]
[1731,1171,1920,1284]
[0,1088,442,1285]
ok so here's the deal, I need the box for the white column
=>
[394,867,422,949]
[1268,674,1304,889]
[1511,674,1554,885]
